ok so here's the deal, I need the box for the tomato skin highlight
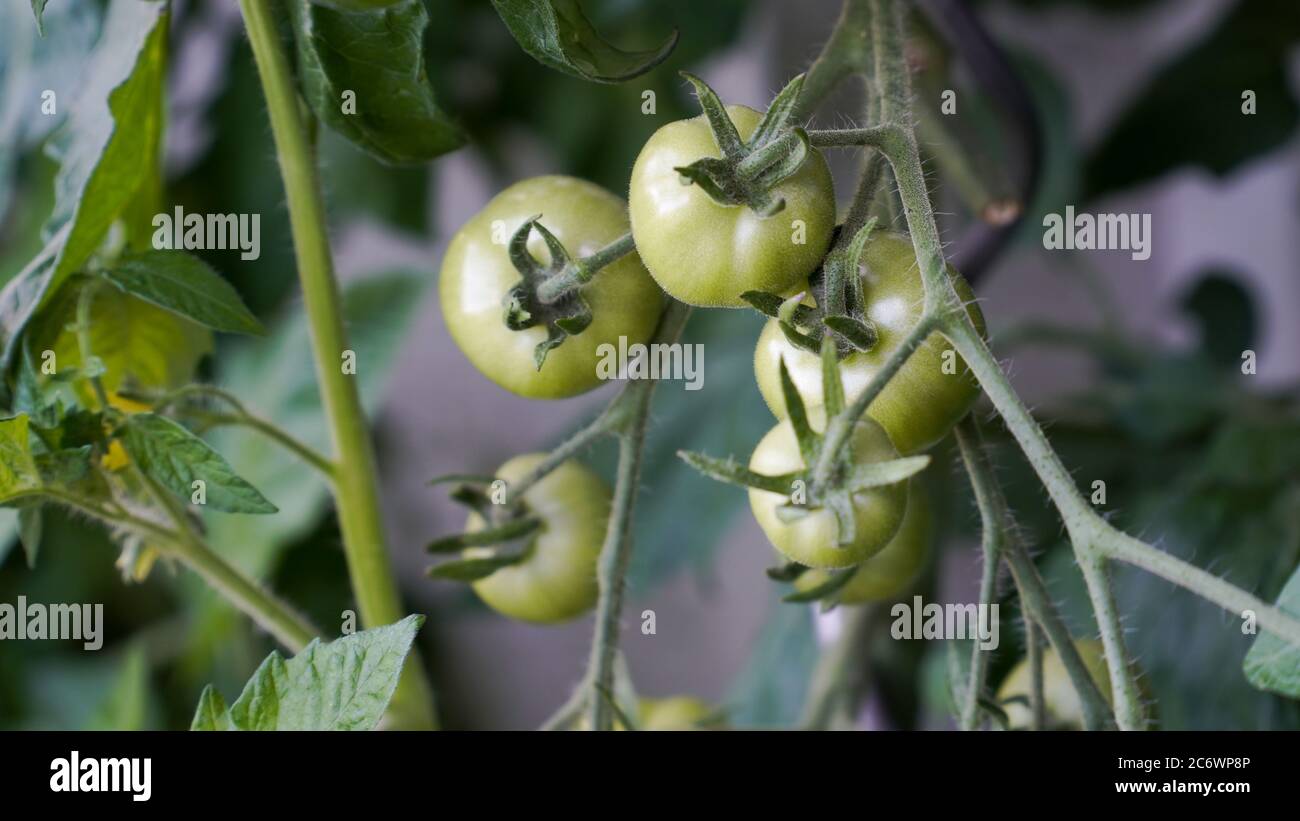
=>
[754,231,986,454]
[997,639,1112,730]
[440,176,664,399]
[747,412,907,569]
[464,454,610,624]
[628,105,836,308]
[793,480,931,603]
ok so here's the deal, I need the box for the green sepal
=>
[501,216,594,367]
[823,315,878,352]
[427,547,532,582]
[739,290,816,326]
[820,334,845,416]
[845,455,931,491]
[674,72,814,218]
[766,561,808,583]
[426,516,541,553]
[778,358,818,467]
[676,450,797,495]
[781,565,856,605]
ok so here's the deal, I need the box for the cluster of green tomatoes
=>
[434,78,986,682]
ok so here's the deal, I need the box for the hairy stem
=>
[1026,616,1045,730]
[536,231,636,303]
[132,469,317,651]
[148,384,336,477]
[955,420,1002,730]
[954,417,1114,730]
[587,423,648,732]
[238,0,435,729]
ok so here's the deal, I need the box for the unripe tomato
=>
[754,231,986,454]
[440,176,664,399]
[638,696,716,730]
[463,454,609,624]
[747,411,907,569]
[577,696,719,731]
[997,638,1112,730]
[792,480,930,603]
[628,105,835,308]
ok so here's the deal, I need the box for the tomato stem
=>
[238,0,437,729]
[954,417,1115,731]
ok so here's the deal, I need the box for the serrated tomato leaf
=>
[1244,566,1300,698]
[120,413,277,514]
[100,250,262,335]
[490,0,677,84]
[0,0,167,374]
[288,0,464,165]
[192,615,424,731]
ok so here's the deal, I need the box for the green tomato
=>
[996,639,1112,730]
[463,454,610,624]
[793,480,930,603]
[638,697,717,731]
[628,105,835,308]
[440,176,664,399]
[754,231,986,454]
[747,410,907,569]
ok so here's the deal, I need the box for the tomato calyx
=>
[679,336,928,550]
[501,216,597,370]
[424,473,540,582]
[740,218,882,358]
[673,72,813,218]
[765,560,858,609]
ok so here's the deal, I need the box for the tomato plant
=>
[2,0,1297,744]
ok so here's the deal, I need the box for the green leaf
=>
[193,615,424,731]
[491,0,678,84]
[1244,566,1300,698]
[100,251,262,335]
[0,0,167,373]
[189,686,231,731]
[30,278,213,401]
[0,414,41,503]
[121,414,277,514]
[288,0,464,165]
[17,504,41,569]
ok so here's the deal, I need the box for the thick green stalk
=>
[238,0,435,729]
